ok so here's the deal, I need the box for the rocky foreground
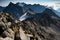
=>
[0,12,60,40]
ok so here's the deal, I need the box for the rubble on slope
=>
[0,12,38,40]
[0,12,60,40]
[0,12,20,40]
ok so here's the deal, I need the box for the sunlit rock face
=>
[0,12,20,40]
[0,37,13,40]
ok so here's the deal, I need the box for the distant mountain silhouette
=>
[3,2,24,19]
[1,2,59,21]
[17,3,46,13]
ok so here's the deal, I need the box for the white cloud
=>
[38,2,60,11]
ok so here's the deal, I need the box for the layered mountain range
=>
[0,2,60,40]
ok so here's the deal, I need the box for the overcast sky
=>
[0,0,60,12]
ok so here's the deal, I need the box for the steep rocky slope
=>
[0,10,60,40]
[20,12,60,40]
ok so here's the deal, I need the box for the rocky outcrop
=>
[0,12,21,40]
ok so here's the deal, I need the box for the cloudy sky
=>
[0,0,60,12]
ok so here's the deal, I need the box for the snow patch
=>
[19,12,28,21]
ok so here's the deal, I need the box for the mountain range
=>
[0,2,59,19]
[0,2,60,40]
